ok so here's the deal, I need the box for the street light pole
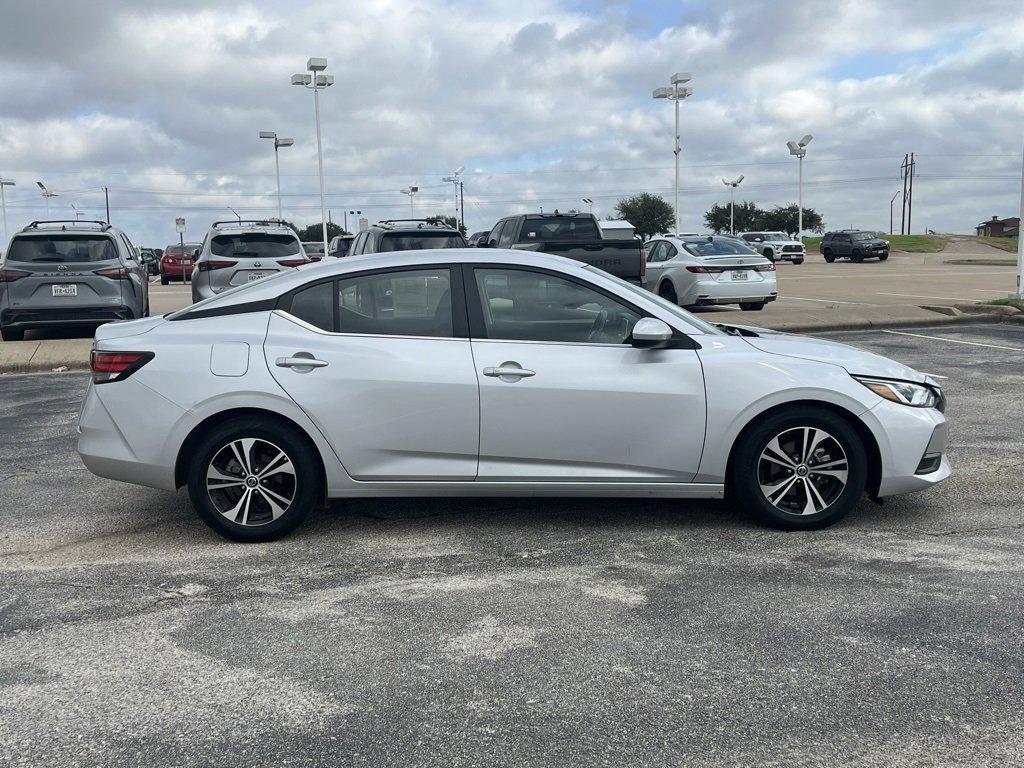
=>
[889,190,900,235]
[442,166,464,231]
[1013,137,1024,300]
[787,135,813,237]
[722,176,744,234]
[0,178,14,246]
[292,58,334,254]
[259,131,294,221]
[400,186,418,217]
[652,73,692,235]
[36,181,58,218]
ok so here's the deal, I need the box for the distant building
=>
[975,215,1020,237]
[599,219,636,240]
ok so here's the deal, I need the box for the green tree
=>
[614,193,674,240]
[760,204,823,235]
[704,200,762,233]
[287,221,348,241]
[424,214,467,236]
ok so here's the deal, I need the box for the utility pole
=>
[890,190,900,235]
[0,178,14,245]
[907,152,915,235]
[900,154,909,235]
[104,187,110,223]
[1013,136,1024,300]
[459,181,465,232]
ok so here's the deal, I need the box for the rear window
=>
[681,238,756,256]
[331,238,353,257]
[519,217,600,242]
[210,234,300,259]
[165,244,200,256]
[378,233,466,252]
[6,234,119,263]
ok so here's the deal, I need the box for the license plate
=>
[731,270,748,280]
[247,271,271,282]
[52,284,78,297]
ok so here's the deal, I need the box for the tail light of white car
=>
[276,258,313,268]
[197,260,238,272]
[90,350,155,384]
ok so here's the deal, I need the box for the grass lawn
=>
[987,297,1024,312]
[802,234,948,253]
[976,236,1019,253]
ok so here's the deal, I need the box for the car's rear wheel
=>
[762,248,776,261]
[658,281,678,305]
[1,326,25,342]
[739,301,765,311]
[822,249,835,263]
[851,250,864,263]
[730,406,867,530]
[879,253,889,261]
[160,274,168,285]
[187,417,321,542]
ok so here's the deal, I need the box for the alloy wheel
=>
[205,438,297,526]
[757,426,849,516]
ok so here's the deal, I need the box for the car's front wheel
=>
[792,258,804,265]
[822,249,835,263]
[658,281,678,305]
[730,406,867,530]
[762,248,775,261]
[879,253,889,261]
[187,417,321,542]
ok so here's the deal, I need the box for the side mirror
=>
[631,317,674,349]
[191,248,201,259]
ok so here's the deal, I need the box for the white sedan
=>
[77,248,949,542]
[644,234,778,311]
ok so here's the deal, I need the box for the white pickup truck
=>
[738,231,806,264]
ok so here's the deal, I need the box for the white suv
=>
[191,221,309,302]
[738,232,805,264]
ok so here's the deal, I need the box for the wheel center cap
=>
[245,476,259,488]
[796,465,809,477]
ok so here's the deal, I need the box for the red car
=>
[160,243,202,284]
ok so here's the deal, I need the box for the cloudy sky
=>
[0,0,1021,246]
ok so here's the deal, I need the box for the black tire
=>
[187,417,321,542]
[762,248,776,262]
[823,249,835,263]
[730,406,867,530]
[792,258,804,265]
[160,275,169,286]
[739,301,765,311]
[878,253,889,261]
[658,281,679,305]
[851,250,864,263]
[1,326,25,342]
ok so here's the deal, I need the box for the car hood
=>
[727,326,928,382]
[94,315,165,341]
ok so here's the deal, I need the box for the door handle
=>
[276,356,328,369]
[483,364,535,380]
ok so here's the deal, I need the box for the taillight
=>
[90,350,154,384]
[755,263,777,272]
[0,268,30,282]
[94,267,131,280]
[685,265,711,273]
[277,258,312,267]
[162,255,174,263]
[197,260,237,272]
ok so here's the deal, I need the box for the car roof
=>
[208,222,297,236]
[16,221,122,237]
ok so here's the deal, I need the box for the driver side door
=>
[466,265,707,482]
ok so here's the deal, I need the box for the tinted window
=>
[645,242,663,262]
[210,234,300,258]
[664,243,678,260]
[338,269,453,337]
[474,268,640,344]
[518,216,600,243]
[289,281,335,331]
[378,233,466,252]
[852,232,873,241]
[331,238,353,257]
[681,238,755,256]
[7,234,118,263]
[497,220,516,248]
[302,242,325,255]
[165,243,201,256]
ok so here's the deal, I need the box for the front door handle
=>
[483,362,535,381]
[276,355,328,369]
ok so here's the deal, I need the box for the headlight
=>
[854,376,939,408]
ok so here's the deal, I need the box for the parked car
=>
[328,234,355,258]
[348,220,467,255]
[480,212,646,285]
[301,241,326,261]
[738,231,805,264]
[138,247,160,276]
[820,231,890,263]
[191,220,310,303]
[160,242,202,285]
[644,234,777,311]
[0,220,149,341]
[467,231,490,247]
[78,247,948,542]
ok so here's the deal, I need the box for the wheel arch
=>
[724,399,882,497]
[174,407,327,498]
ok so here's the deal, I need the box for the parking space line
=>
[784,296,876,305]
[875,292,984,301]
[881,329,1024,352]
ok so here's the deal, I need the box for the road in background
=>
[1,324,1022,766]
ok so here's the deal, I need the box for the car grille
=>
[782,245,802,252]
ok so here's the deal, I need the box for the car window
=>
[664,243,678,260]
[288,281,335,331]
[6,234,119,263]
[473,268,640,345]
[379,233,465,251]
[852,232,873,241]
[497,220,516,248]
[338,268,453,337]
[518,217,600,242]
[210,234,300,259]
[645,242,663,262]
[487,220,504,246]
[681,238,752,256]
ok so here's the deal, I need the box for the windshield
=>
[378,233,466,251]
[6,234,118,263]
[763,232,789,240]
[852,232,874,241]
[210,234,300,259]
[519,217,600,242]
[302,242,325,254]
[681,238,756,256]
[583,266,724,336]
[331,238,353,256]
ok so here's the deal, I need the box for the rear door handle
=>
[276,356,328,369]
[483,365,535,380]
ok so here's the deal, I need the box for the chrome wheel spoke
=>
[207,466,244,487]
[757,425,849,517]
[206,437,296,527]
[810,468,848,483]
[760,475,799,505]
[258,451,294,479]
[802,478,828,515]
[803,428,828,464]
[256,488,289,520]
[809,458,847,471]
[223,488,254,524]
[230,439,255,475]
[763,437,797,469]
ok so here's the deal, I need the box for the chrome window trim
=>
[274,309,466,343]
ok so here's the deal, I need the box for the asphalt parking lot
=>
[1,323,1023,766]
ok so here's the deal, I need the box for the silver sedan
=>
[78,249,948,541]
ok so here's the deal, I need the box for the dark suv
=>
[348,220,467,255]
[820,230,890,263]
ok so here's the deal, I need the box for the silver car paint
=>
[78,248,947,504]
[644,235,777,307]
[191,224,305,302]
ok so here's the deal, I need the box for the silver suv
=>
[0,220,149,341]
[191,221,309,302]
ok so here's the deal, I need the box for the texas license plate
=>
[52,284,78,297]
[247,271,271,282]
[731,270,748,280]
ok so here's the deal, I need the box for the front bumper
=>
[866,398,950,497]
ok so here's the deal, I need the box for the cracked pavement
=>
[1,323,1022,767]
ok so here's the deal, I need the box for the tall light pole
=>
[36,181,58,217]
[581,197,594,214]
[1013,136,1024,300]
[400,186,418,217]
[259,131,294,222]
[889,190,900,235]
[442,166,464,230]
[652,72,692,235]
[722,176,744,234]
[787,134,813,238]
[344,209,362,233]
[291,57,334,254]
[0,178,14,245]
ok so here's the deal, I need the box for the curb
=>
[727,312,1015,335]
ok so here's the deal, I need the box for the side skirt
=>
[327,482,725,499]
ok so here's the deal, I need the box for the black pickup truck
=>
[480,213,645,285]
